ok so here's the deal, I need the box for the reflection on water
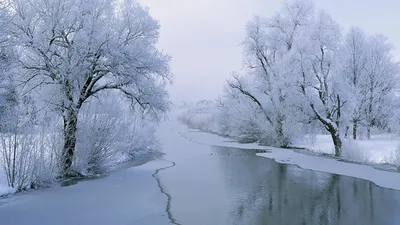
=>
[159,146,400,225]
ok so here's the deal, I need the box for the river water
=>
[159,146,400,225]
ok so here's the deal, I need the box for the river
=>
[1,120,400,225]
[158,145,400,225]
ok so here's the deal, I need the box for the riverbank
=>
[156,118,400,225]
[1,113,400,225]
[0,159,173,225]
[175,121,400,191]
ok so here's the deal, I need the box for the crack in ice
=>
[152,160,181,225]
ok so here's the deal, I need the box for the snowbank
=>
[0,185,15,197]
[0,166,16,196]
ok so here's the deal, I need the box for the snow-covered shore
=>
[0,160,173,225]
[1,111,400,225]
[175,121,400,191]
[178,101,400,166]
[291,134,399,164]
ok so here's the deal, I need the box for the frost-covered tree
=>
[224,1,346,155]
[219,80,267,142]
[10,0,171,177]
[363,35,398,139]
[0,2,18,132]
[296,11,344,157]
[338,30,398,140]
[226,0,313,146]
[339,27,368,140]
[214,0,400,157]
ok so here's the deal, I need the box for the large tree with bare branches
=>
[10,0,171,176]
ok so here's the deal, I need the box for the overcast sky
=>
[137,0,400,103]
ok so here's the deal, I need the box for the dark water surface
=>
[159,146,400,225]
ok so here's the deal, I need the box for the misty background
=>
[137,0,400,103]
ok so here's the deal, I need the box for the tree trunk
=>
[11,132,17,188]
[276,116,289,147]
[332,94,342,157]
[330,129,342,157]
[344,126,349,138]
[352,121,358,140]
[367,85,373,140]
[62,112,78,177]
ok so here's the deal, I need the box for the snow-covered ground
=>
[291,134,400,164]
[0,185,15,198]
[0,128,160,197]
[0,168,15,197]
[0,160,173,225]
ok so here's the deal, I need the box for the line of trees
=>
[0,0,171,189]
[219,0,399,157]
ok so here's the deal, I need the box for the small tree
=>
[11,0,171,177]
[339,27,368,140]
[363,35,398,139]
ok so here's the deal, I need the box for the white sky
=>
[137,0,400,103]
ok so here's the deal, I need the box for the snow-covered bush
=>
[178,98,301,146]
[1,133,37,190]
[127,116,160,159]
[218,94,264,141]
[385,145,400,167]
[33,125,63,184]
[74,113,123,174]
[74,93,160,174]
[178,100,221,134]
[0,124,62,191]
[0,84,60,190]
[178,99,269,143]
[341,139,369,164]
